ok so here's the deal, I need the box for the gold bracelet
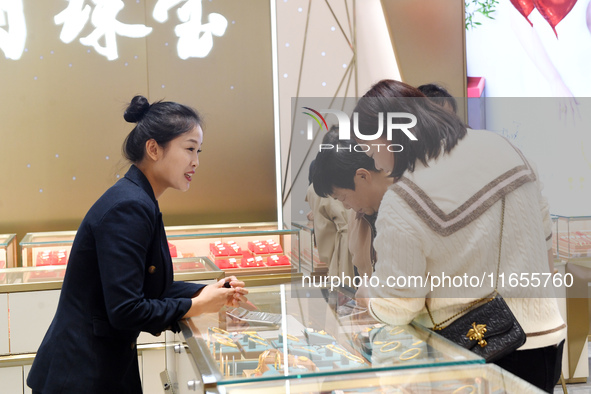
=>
[452,385,475,394]
[388,328,405,336]
[213,334,237,348]
[248,337,268,347]
[379,341,401,353]
[285,334,299,342]
[211,327,230,335]
[291,345,316,353]
[398,347,421,361]
[242,332,265,341]
[325,344,365,364]
[412,340,423,346]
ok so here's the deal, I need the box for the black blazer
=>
[28,165,205,394]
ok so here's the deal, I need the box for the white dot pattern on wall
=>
[72,176,76,181]
[161,84,165,88]
[165,42,169,46]
[50,50,54,54]
[285,43,290,47]
[322,82,326,86]
[40,56,43,59]
[300,130,304,135]
[69,64,72,67]
[342,64,347,68]
[34,76,38,80]
[105,156,110,160]
[232,21,235,24]
[283,73,288,78]
[124,62,128,66]
[299,210,304,215]
[298,7,302,12]
[331,26,336,31]
[27,164,31,168]
[230,85,234,90]
[55,154,59,158]
[39,189,43,193]
[321,52,325,56]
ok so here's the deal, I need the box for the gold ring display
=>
[379,341,401,353]
[398,347,421,361]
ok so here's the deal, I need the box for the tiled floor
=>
[554,342,591,393]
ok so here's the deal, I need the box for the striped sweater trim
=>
[391,142,537,237]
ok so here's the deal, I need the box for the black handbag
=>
[425,197,526,363]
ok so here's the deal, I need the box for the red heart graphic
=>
[511,0,535,26]
[533,0,578,37]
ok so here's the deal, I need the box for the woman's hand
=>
[223,276,249,307]
[183,277,249,318]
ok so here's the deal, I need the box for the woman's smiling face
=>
[150,125,203,196]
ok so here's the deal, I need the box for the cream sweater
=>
[368,130,566,350]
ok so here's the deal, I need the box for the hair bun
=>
[124,95,150,123]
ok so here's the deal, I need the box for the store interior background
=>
[1,0,590,391]
[0,0,467,243]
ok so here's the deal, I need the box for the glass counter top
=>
[216,363,544,393]
[170,284,484,389]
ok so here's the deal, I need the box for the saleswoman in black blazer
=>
[27,96,248,394]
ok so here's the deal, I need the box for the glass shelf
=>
[0,259,223,293]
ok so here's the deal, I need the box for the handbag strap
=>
[427,197,506,330]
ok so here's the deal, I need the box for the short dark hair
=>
[122,95,202,163]
[311,139,378,198]
[353,79,467,178]
[417,83,458,114]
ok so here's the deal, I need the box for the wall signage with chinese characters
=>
[0,0,227,61]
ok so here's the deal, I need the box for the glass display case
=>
[165,223,298,277]
[20,231,76,267]
[215,363,545,393]
[291,221,328,275]
[552,215,591,261]
[0,234,17,269]
[20,223,300,281]
[163,284,485,394]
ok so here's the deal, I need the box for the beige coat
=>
[347,210,376,278]
[306,184,354,278]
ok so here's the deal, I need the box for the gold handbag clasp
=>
[466,322,488,347]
